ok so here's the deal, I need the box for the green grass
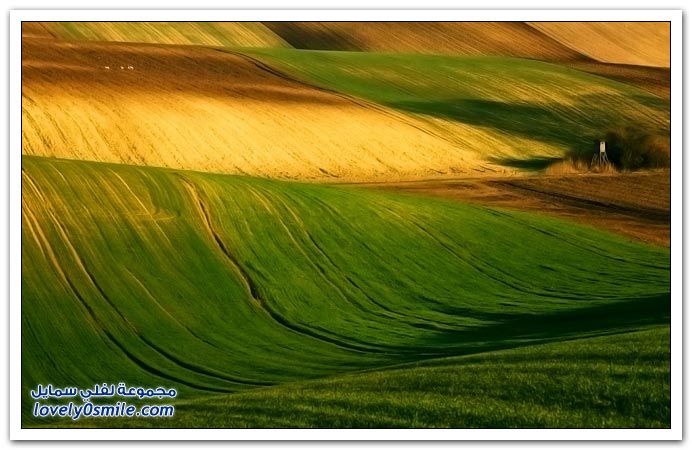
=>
[241,49,670,164]
[22,156,670,427]
[77,326,670,428]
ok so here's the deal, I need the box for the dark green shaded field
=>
[70,326,671,428]
[22,156,670,427]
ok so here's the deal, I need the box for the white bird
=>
[104,66,110,70]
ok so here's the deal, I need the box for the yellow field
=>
[22,38,500,181]
[27,21,670,69]
[528,22,670,68]
[21,22,289,48]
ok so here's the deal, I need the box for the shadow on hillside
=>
[409,293,670,359]
[386,98,585,147]
[489,156,563,170]
[264,23,363,51]
[628,94,670,111]
[386,94,668,149]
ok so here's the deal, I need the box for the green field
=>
[77,326,671,428]
[22,156,670,427]
[242,49,670,166]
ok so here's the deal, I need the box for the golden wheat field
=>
[35,21,670,68]
[20,21,291,48]
[22,38,496,181]
[528,22,670,68]
[21,29,669,182]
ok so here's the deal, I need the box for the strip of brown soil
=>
[567,61,670,100]
[362,170,670,247]
[263,22,587,61]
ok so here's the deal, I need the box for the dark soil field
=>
[567,61,670,99]
[365,170,670,246]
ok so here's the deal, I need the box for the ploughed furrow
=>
[178,175,398,355]
[497,180,670,222]
[23,173,257,392]
[247,184,432,328]
[23,203,233,393]
[251,184,463,331]
[177,176,265,306]
[124,268,226,352]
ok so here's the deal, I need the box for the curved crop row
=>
[22,156,669,426]
[79,326,670,428]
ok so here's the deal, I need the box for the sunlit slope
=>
[26,21,669,69]
[528,22,670,68]
[89,326,670,428]
[259,22,669,97]
[244,49,670,167]
[24,21,669,98]
[22,38,496,181]
[263,22,585,60]
[22,157,669,425]
[22,22,289,48]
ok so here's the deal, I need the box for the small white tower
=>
[591,139,610,169]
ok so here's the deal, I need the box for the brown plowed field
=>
[365,170,670,246]
[567,61,670,99]
[263,22,588,61]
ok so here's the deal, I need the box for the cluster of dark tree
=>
[569,126,670,171]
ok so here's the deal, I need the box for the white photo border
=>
[9,9,682,441]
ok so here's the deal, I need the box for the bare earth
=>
[566,61,670,100]
[361,170,670,247]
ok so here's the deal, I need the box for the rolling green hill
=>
[79,326,671,428]
[22,156,670,427]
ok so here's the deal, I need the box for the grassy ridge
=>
[242,49,670,167]
[73,326,671,428]
[22,156,669,426]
